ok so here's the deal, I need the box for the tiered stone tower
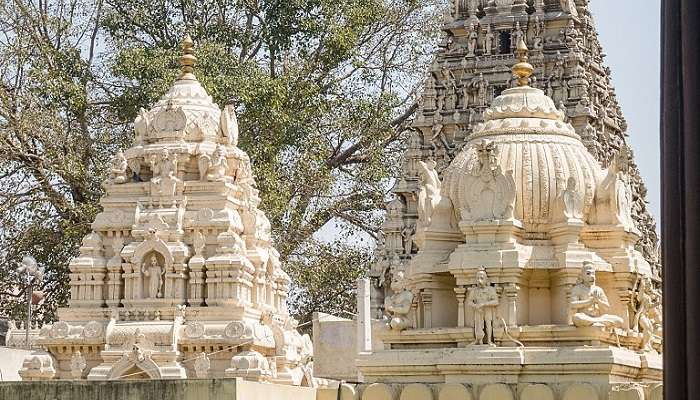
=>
[350,40,663,399]
[16,36,314,384]
[371,0,660,318]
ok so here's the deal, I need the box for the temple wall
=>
[317,382,664,400]
[0,378,316,400]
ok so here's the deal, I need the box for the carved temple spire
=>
[178,34,197,80]
[512,38,534,87]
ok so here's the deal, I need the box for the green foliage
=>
[0,0,444,325]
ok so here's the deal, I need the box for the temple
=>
[15,36,314,384]
[314,3,663,398]
[371,0,660,320]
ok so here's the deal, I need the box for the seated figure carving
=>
[109,150,129,184]
[384,271,414,331]
[570,262,624,328]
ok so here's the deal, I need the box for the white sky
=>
[590,0,661,224]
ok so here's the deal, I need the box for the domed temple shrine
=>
[315,40,663,399]
[17,36,314,384]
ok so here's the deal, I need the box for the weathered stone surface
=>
[0,378,316,400]
[520,384,554,400]
[438,384,472,400]
[563,383,599,400]
[400,383,433,400]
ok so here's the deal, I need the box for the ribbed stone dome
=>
[443,85,604,228]
[133,37,222,144]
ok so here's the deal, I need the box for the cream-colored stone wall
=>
[318,382,664,400]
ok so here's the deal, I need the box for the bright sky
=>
[589,1,661,223]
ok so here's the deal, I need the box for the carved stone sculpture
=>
[206,146,229,182]
[150,148,179,197]
[570,262,624,328]
[593,148,635,228]
[484,25,494,55]
[633,276,662,352]
[460,140,515,222]
[467,267,499,346]
[109,151,128,184]
[554,177,584,221]
[384,271,414,331]
[416,160,442,228]
[220,102,239,146]
[467,24,478,56]
[194,352,211,378]
[70,350,87,379]
[141,255,164,299]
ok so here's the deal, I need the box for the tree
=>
[0,0,444,325]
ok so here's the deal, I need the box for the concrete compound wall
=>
[317,382,665,400]
[0,378,317,400]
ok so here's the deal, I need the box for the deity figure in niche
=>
[141,254,165,299]
[467,267,499,346]
[570,262,624,328]
[109,150,128,184]
[384,271,413,331]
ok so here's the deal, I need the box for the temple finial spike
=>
[179,34,197,80]
[512,38,534,87]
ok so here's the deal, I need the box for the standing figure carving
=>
[142,255,164,299]
[632,276,662,352]
[467,267,499,346]
[467,24,478,56]
[416,160,442,228]
[570,262,624,328]
[384,271,414,331]
[484,25,494,55]
[471,74,489,107]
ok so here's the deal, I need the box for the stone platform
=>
[0,378,316,400]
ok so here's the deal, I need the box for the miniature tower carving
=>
[19,36,314,384]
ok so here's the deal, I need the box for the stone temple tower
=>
[350,40,663,399]
[16,36,314,384]
[371,0,660,318]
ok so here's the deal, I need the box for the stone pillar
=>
[357,278,372,353]
[504,283,519,328]
[411,290,421,329]
[454,286,467,327]
[421,289,433,329]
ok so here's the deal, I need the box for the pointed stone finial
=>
[179,34,197,80]
[512,38,534,87]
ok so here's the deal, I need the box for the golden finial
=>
[512,38,534,87]
[179,34,197,80]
